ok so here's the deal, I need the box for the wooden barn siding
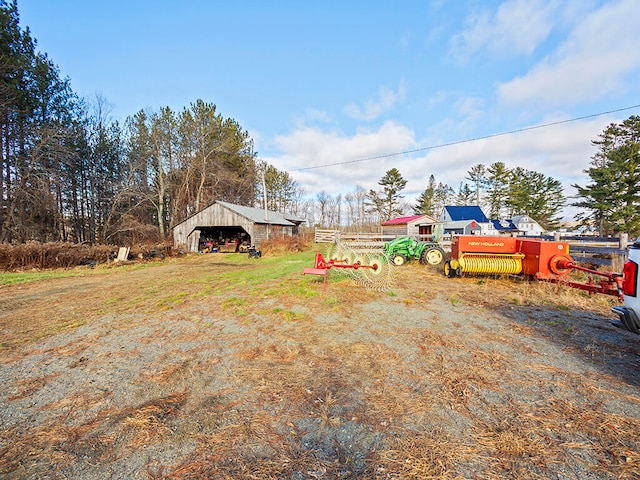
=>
[252,225,293,246]
[381,225,408,237]
[406,222,421,237]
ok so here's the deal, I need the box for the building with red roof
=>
[380,214,441,241]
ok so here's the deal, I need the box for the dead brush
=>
[375,427,472,479]
[313,391,341,431]
[532,398,640,478]
[0,242,116,271]
[258,235,310,255]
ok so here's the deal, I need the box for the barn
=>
[173,201,305,253]
[380,214,442,241]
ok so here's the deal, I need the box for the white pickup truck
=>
[612,240,640,334]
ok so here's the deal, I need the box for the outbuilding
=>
[380,214,442,241]
[173,201,305,253]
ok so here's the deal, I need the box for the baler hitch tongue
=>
[546,256,625,301]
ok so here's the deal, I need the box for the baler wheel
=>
[421,246,445,266]
[549,254,574,276]
[444,260,456,278]
[391,254,407,266]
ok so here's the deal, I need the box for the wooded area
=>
[0,2,266,245]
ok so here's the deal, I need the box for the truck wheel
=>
[421,246,445,266]
[391,254,407,266]
[623,310,640,334]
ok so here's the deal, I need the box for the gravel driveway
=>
[1,252,639,479]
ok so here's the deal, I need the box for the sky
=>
[18,0,640,220]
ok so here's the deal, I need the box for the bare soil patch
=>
[1,251,639,479]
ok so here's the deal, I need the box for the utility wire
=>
[288,103,640,172]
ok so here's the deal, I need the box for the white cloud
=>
[344,82,407,121]
[260,114,615,220]
[449,0,556,62]
[453,96,485,130]
[498,0,640,107]
[293,108,333,126]
[262,121,415,198]
[402,114,609,212]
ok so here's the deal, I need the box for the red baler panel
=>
[452,236,518,257]
[517,239,570,277]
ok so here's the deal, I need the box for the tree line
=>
[313,115,640,235]
[345,164,564,231]
[2,1,638,244]
[573,115,640,236]
[0,1,283,244]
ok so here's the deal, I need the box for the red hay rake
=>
[303,243,394,290]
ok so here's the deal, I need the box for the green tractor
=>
[383,236,446,266]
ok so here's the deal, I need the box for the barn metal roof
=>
[217,201,299,226]
[443,206,489,223]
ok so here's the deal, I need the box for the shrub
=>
[258,235,310,255]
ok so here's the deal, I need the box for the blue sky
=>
[19,0,640,218]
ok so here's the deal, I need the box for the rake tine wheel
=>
[328,240,394,290]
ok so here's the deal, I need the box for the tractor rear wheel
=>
[420,246,445,266]
[391,254,408,266]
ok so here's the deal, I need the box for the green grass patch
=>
[222,297,247,308]
[321,296,341,306]
[281,310,307,322]
[153,292,189,311]
[0,270,85,285]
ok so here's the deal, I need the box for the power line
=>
[288,103,640,173]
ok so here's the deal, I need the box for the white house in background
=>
[511,214,545,236]
[440,205,496,236]
[439,206,545,237]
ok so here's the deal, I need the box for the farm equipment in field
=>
[383,236,446,266]
[303,242,393,290]
[444,235,624,300]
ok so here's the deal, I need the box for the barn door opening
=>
[198,226,250,253]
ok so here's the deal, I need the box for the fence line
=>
[314,229,340,243]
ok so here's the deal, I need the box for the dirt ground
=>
[1,251,639,479]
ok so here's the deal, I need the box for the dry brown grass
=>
[0,251,638,479]
[0,390,189,476]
